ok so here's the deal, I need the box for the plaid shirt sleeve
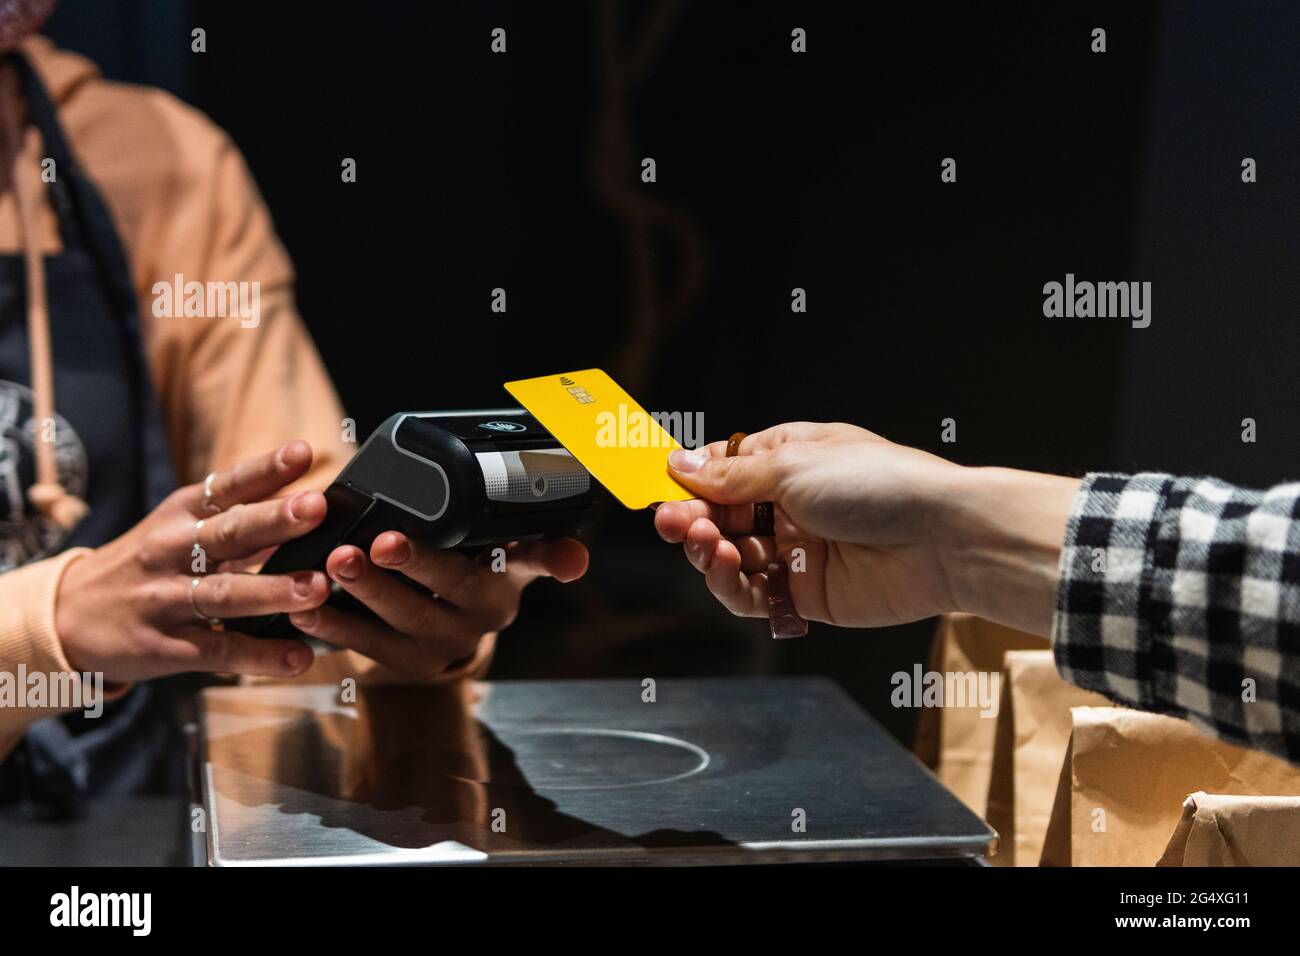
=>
[1052,472,1300,762]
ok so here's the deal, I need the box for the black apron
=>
[0,54,179,817]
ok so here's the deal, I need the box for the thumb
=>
[667,448,783,505]
[505,538,590,583]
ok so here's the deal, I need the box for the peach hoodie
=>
[0,38,491,763]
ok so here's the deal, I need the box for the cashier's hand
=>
[57,441,335,684]
[287,532,588,681]
[654,422,1079,636]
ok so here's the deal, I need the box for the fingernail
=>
[290,610,318,630]
[275,444,290,469]
[292,572,317,597]
[334,555,360,581]
[669,449,707,473]
[284,644,311,671]
[375,536,410,566]
[290,492,309,519]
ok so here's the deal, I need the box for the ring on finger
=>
[725,432,776,535]
[192,519,207,567]
[190,577,224,630]
[202,472,222,514]
[727,428,804,637]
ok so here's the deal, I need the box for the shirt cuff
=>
[0,547,84,668]
[1049,472,1171,711]
[0,548,133,759]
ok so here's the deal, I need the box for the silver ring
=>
[190,577,223,629]
[193,519,206,556]
[202,472,221,514]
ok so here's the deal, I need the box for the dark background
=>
[43,0,1300,743]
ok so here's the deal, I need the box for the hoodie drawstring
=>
[0,61,87,531]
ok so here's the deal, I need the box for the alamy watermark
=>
[0,665,104,718]
[1042,273,1151,329]
[152,273,261,328]
[595,405,705,449]
[891,664,1000,718]
[50,886,151,936]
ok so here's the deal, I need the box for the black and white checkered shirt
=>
[1053,473,1300,763]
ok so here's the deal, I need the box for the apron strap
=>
[14,52,177,510]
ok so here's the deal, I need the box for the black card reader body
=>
[234,409,592,638]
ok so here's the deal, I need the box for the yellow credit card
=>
[504,369,694,510]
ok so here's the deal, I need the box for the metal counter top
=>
[198,676,993,865]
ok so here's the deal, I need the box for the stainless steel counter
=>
[198,676,994,865]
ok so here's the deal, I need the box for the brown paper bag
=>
[913,614,1047,818]
[984,650,1108,866]
[1157,792,1300,866]
[1042,706,1300,866]
[1039,736,1074,866]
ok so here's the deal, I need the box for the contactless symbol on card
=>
[559,376,597,404]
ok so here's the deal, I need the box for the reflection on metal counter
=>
[197,677,994,865]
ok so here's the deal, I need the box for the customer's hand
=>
[654,422,1080,635]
